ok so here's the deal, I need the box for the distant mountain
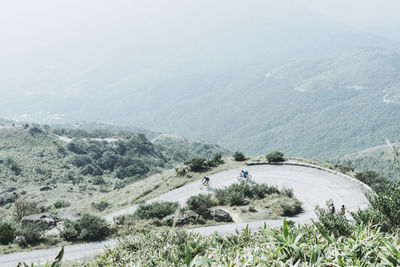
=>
[5,47,400,159]
[328,142,400,179]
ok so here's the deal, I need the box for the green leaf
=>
[185,244,192,267]
[51,246,64,267]
[338,255,344,267]
[283,218,289,241]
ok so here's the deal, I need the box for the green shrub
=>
[54,200,71,209]
[314,201,353,238]
[0,221,16,245]
[215,182,284,207]
[281,200,303,217]
[266,151,285,162]
[208,153,224,167]
[227,191,246,206]
[334,164,354,174]
[354,171,389,193]
[13,199,41,220]
[61,214,110,241]
[91,201,110,211]
[364,181,400,230]
[175,166,188,177]
[186,194,215,218]
[281,188,294,198]
[17,222,47,246]
[233,151,246,161]
[248,206,257,212]
[184,158,208,172]
[91,176,106,185]
[352,208,392,232]
[134,201,179,220]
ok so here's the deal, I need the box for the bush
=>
[248,206,257,212]
[281,188,294,198]
[281,200,303,217]
[215,182,283,206]
[0,221,16,245]
[186,194,215,218]
[91,176,106,185]
[365,181,400,230]
[13,199,41,220]
[184,158,208,172]
[233,151,246,161]
[266,151,285,162]
[352,208,392,232]
[354,171,389,193]
[17,222,47,246]
[314,201,353,238]
[61,214,110,241]
[92,201,110,211]
[208,153,224,167]
[175,166,188,177]
[54,200,71,209]
[134,202,179,220]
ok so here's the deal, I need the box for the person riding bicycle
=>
[201,176,210,185]
[240,170,249,179]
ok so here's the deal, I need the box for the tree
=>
[184,158,208,172]
[233,151,246,161]
[266,151,285,162]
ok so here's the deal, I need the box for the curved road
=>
[0,164,369,266]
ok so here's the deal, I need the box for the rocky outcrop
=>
[39,186,52,191]
[163,210,201,226]
[211,209,233,222]
[21,213,59,229]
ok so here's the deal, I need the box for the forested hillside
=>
[0,123,227,211]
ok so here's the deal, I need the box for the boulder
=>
[40,186,52,191]
[163,210,200,226]
[21,213,59,229]
[6,187,16,193]
[211,209,233,222]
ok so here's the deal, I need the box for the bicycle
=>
[237,173,252,181]
[200,181,212,191]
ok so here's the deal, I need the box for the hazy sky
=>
[297,0,400,30]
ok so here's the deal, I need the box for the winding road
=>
[0,163,369,266]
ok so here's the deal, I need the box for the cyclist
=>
[330,203,335,214]
[240,170,249,179]
[201,176,210,186]
[340,204,345,214]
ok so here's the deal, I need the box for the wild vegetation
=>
[97,220,400,266]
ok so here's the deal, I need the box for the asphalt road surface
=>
[0,164,369,266]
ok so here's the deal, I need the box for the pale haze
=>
[1,0,400,157]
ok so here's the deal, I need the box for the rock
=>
[40,186,52,191]
[6,187,16,193]
[163,210,200,226]
[21,213,59,229]
[57,208,81,221]
[211,209,233,222]
[0,192,18,207]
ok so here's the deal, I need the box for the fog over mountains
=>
[2,0,400,158]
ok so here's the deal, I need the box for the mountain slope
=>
[328,142,400,179]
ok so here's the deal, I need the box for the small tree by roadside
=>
[266,151,285,162]
[233,151,246,161]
